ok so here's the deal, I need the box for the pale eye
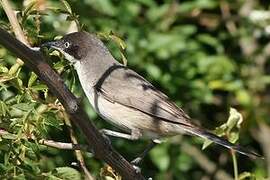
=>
[64,42,70,48]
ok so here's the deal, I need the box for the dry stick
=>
[182,142,233,180]
[220,0,237,35]
[1,0,29,46]
[63,112,95,180]
[0,28,145,180]
[0,128,88,151]
[256,124,270,177]
[39,139,89,151]
[1,0,28,67]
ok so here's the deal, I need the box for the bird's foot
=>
[100,131,112,146]
[131,157,143,165]
[132,164,141,174]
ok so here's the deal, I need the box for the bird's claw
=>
[132,164,141,173]
[131,157,142,165]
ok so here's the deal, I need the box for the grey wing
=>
[94,66,194,128]
[92,66,263,158]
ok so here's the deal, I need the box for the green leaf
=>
[150,144,170,171]
[227,108,243,131]
[21,2,36,25]
[51,167,81,180]
[1,133,17,140]
[85,0,116,16]
[239,172,252,180]
[60,0,73,14]
[36,104,48,114]
[110,34,127,50]
[202,108,243,149]
[236,90,251,106]
[146,64,162,79]
[228,132,239,144]
[0,65,8,73]
[53,61,66,73]
[11,103,35,111]
[31,84,48,91]
[43,112,62,130]
[176,154,193,171]
[197,34,224,53]
[28,72,38,87]
[0,101,9,116]
[8,63,21,76]
[120,52,127,66]
[11,78,23,91]
[53,9,71,15]
[22,1,36,21]
[202,139,213,150]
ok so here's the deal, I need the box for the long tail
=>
[185,126,263,159]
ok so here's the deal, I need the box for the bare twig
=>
[1,0,29,46]
[0,28,145,180]
[220,0,237,35]
[39,139,89,151]
[63,112,95,180]
[182,142,233,180]
[231,151,238,180]
[0,129,88,151]
[256,123,270,177]
[1,0,27,68]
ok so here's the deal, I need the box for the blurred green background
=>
[0,0,270,179]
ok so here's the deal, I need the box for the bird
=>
[41,31,261,162]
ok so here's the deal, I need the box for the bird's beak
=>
[40,40,61,50]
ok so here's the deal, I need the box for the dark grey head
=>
[41,31,107,63]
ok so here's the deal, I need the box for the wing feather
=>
[94,66,192,127]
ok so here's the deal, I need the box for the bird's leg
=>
[100,128,142,140]
[100,128,143,173]
[131,140,158,165]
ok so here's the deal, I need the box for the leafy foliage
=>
[0,0,269,179]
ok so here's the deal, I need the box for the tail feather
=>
[185,127,263,159]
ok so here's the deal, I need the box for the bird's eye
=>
[64,42,70,48]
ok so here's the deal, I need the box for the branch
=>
[0,28,145,180]
[256,123,270,176]
[38,139,89,151]
[1,0,28,67]
[63,112,95,180]
[0,128,91,152]
[1,0,29,46]
[182,142,233,180]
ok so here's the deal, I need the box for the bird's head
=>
[41,31,105,63]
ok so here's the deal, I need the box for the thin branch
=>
[63,112,95,180]
[1,0,27,67]
[39,139,89,151]
[231,151,238,180]
[0,28,145,180]
[1,0,29,46]
[220,0,237,35]
[0,129,89,151]
[182,142,233,180]
[255,123,270,177]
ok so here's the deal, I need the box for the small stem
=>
[63,112,95,180]
[231,150,238,180]
[0,129,90,151]
[39,139,88,150]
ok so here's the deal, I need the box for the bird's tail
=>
[184,126,263,159]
